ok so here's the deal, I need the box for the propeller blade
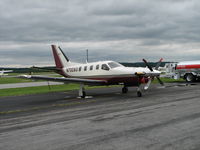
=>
[155,58,163,70]
[156,76,164,86]
[143,58,165,88]
[142,59,153,71]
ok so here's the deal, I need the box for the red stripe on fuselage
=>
[176,64,200,69]
[52,45,63,68]
[87,76,148,86]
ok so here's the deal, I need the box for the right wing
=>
[19,75,107,86]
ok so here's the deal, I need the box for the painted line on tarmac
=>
[0,99,97,115]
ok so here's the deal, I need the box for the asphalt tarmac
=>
[0,81,63,89]
[0,83,200,150]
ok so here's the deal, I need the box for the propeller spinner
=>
[143,58,164,90]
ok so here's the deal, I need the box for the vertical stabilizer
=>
[51,45,70,68]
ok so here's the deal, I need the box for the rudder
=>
[51,45,70,69]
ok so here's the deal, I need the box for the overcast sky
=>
[0,0,200,67]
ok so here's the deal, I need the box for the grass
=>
[153,77,184,83]
[0,83,116,97]
[0,72,61,84]
[0,77,185,97]
[0,77,34,84]
[0,84,80,97]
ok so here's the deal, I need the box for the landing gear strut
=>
[122,86,128,93]
[79,84,86,98]
[137,84,143,97]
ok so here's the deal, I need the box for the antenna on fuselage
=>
[86,49,89,63]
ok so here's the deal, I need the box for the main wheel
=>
[185,74,196,82]
[122,87,128,93]
[137,91,142,97]
[81,91,86,98]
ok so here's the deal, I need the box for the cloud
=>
[0,0,200,67]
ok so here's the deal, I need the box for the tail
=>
[51,45,70,69]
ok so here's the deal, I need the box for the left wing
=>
[19,75,107,86]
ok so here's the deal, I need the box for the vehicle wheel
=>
[185,74,196,82]
[137,91,142,97]
[122,87,128,93]
[81,91,86,98]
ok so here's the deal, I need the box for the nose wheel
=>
[137,91,142,97]
[80,91,86,98]
[122,86,128,93]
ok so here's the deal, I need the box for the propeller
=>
[155,58,163,70]
[142,59,153,71]
[157,76,164,86]
[142,58,164,89]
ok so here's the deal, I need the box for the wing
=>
[19,75,107,86]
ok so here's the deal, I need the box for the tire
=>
[122,87,128,93]
[81,91,86,98]
[137,91,142,97]
[185,74,196,82]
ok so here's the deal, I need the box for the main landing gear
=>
[79,84,86,98]
[79,83,143,98]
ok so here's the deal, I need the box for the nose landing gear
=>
[137,90,142,97]
[136,84,143,97]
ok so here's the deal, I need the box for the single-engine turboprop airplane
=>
[0,70,13,77]
[21,45,164,98]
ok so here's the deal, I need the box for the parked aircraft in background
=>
[0,70,13,77]
[21,45,164,98]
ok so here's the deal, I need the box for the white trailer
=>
[175,61,200,82]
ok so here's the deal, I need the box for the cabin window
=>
[90,65,93,70]
[79,67,82,71]
[84,66,87,71]
[108,62,122,68]
[101,64,110,71]
[96,64,99,70]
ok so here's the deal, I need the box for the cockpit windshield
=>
[108,62,123,69]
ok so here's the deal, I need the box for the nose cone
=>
[153,69,161,74]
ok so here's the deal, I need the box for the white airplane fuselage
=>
[57,61,160,86]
